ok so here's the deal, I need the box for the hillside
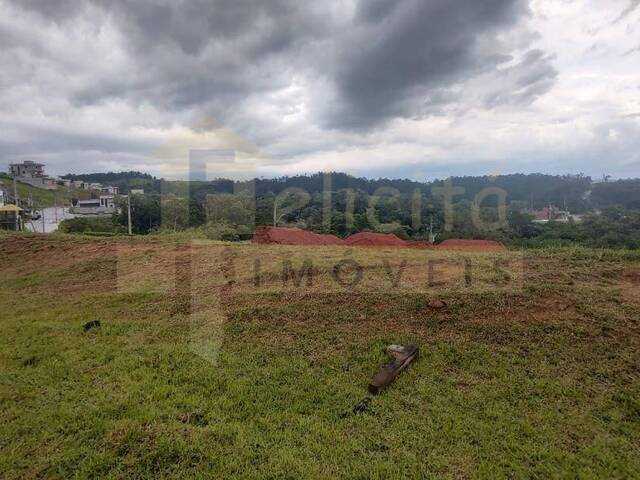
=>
[0,177,87,208]
[60,171,603,210]
[1,233,639,478]
[61,171,640,212]
[61,171,157,195]
[52,171,640,249]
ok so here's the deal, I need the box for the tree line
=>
[58,172,640,249]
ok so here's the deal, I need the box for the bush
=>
[202,222,240,241]
[59,216,122,234]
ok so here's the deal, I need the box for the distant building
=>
[64,181,116,192]
[9,161,57,190]
[42,177,58,187]
[100,195,115,209]
[130,188,144,195]
[9,160,44,178]
[71,180,89,190]
[69,180,105,191]
[0,188,5,207]
[531,206,581,223]
[70,195,117,216]
[101,185,119,195]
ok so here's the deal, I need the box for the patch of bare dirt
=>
[436,239,507,252]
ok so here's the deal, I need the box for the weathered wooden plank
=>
[368,344,419,395]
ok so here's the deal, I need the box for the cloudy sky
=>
[1,0,639,180]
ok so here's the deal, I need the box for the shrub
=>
[202,222,240,241]
[59,216,122,234]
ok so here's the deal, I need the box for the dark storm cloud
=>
[15,0,333,114]
[3,0,639,180]
[325,0,535,129]
[0,120,155,157]
[99,0,330,57]
[16,0,85,21]
[12,0,545,131]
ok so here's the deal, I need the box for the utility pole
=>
[12,176,18,205]
[127,194,132,235]
[13,175,19,231]
[54,194,58,223]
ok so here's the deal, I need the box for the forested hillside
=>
[58,171,640,248]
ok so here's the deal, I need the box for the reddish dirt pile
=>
[253,226,344,246]
[344,232,409,247]
[253,226,506,251]
[436,239,507,252]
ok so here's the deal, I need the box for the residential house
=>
[9,161,57,190]
[101,185,120,195]
[9,160,45,178]
[42,177,58,187]
[71,195,117,216]
[531,206,574,224]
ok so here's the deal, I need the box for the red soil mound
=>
[436,239,506,252]
[253,227,506,251]
[344,232,408,247]
[253,226,344,246]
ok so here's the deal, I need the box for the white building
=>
[71,195,116,216]
[101,185,120,195]
[100,195,115,209]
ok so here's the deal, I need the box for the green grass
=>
[1,235,639,478]
[0,177,86,208]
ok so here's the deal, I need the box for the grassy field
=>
[1,232,639,478]
[0,177,87,208]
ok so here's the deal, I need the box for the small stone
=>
[428,299,448,310]
[352,398,371,414]
[83,320,101,332]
